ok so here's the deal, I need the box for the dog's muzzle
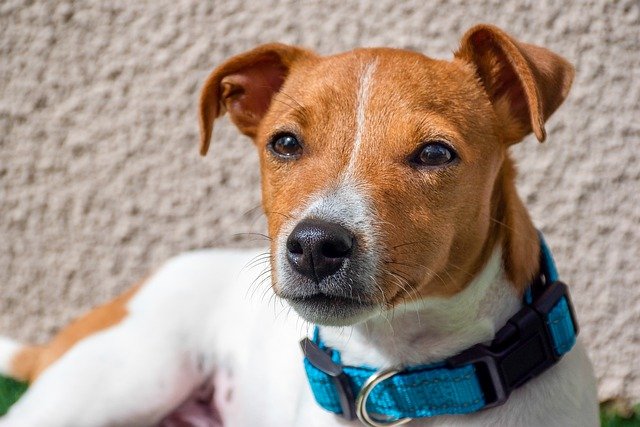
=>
[277,217,379,326]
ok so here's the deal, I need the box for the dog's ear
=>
[198,43,315,156]
[455,24,575,144]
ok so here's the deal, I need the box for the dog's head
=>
[198,25,574,326]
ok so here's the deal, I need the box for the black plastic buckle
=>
[446,281,578,409]
[300,337,356,420]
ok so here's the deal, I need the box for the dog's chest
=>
[141,250,597,427]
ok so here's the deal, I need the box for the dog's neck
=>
[318,246,523,368]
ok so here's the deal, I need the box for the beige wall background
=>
[1,0,638,402]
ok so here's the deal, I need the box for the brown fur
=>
[455,24,575,144]
[198,43,316,155]
[9,346,42,382]
[199,24,574,301]
[11,283,142,383]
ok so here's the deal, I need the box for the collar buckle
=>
[447,280,577,409]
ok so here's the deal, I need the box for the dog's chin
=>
[285,294,378,326]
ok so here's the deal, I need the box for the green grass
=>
[0,375,28,416]
[0,373,639,424]
[601,402,640,427]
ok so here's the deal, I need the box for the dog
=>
[0,24,598,426]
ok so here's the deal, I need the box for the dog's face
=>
[199,25,574,325]
[258,51,506,325]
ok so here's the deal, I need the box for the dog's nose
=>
[286,219,354,282]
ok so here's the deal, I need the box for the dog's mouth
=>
[283,292,378,326]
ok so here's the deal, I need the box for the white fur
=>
[319,248,521,367]
[345,60,377,178]
[0,248,598,427]
[0,337,21,377]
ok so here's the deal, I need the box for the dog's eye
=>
[268,134,303,159]
[411,141,457,167]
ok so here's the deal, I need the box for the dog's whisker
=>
[233,232,272,242]
[388,241,480,281]
[392,241,425,250]
[251,83,304,111]
[240,204,264,219]
[387,273,420,303]
[385,259,449,289]
[244,253,272,271]
[248,275,272,302]
[270,96,298,111]
[443,261,475,279]
[257,276,276,303]
[246,265,269,294]
[275,300,290,321]
[247,263,272,289]
[387,272,422,313]
[249,268,272,293]
[267,289,279,314]
[489,216,539,247]
[277,89,305,110]
[245,258,271,275]
[242,251,271,273]
[263,210,294,220]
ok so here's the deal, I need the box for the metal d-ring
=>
[355,368,413,427]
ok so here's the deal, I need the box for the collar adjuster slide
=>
[300,337,357,420]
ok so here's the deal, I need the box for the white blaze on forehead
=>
[274,61,382,296]
[346,60,378,178]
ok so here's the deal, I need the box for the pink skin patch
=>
[158,370,233,427]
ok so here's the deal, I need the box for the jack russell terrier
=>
[0,24,598,426]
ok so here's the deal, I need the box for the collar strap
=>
[300,235,579,425]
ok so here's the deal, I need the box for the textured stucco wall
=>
[1,0,639,402]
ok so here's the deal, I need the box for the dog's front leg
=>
[0,322,208,427]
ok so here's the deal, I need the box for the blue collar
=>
[300,235,579,425]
